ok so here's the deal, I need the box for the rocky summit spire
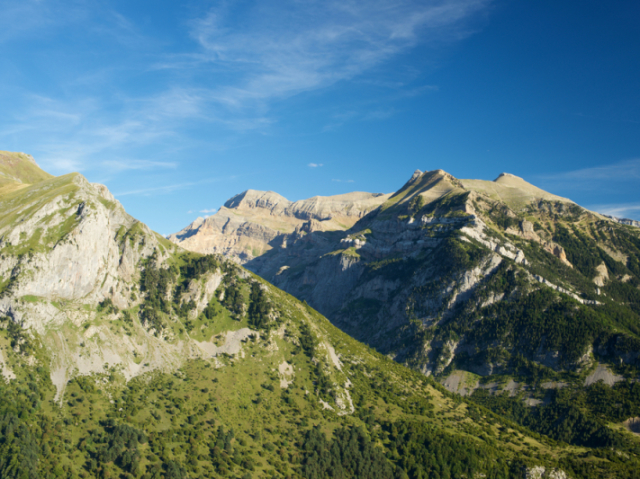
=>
[494,172,520,182]
[408,169,423,184]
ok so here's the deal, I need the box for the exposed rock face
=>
[169,190,391,262]
[525,466,569,479]
[584,363,623,386]
[181,271,224,317]
[0,173,162,324]
[624,417,640,434]
[546,243,571,267]
[507,220,572,267]
[603,214,640,228]
[593,262,609,286]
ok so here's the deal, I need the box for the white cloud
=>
[332,179,355,183]
[0,93,182,175]
[200,208,217,214]
[588,203,640,220]
[113,174,228,198]
[549,159,640,182]
[0,0,491,180]
[115,181,199,197]
[185,0,489,112]
[534,158,640,200]
[308,163,324,168]
[101,159,178,172]
[187,210,193,214]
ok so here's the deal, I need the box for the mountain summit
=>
[169,189,392,262]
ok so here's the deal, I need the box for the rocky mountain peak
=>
[191,216,206,227]
[432,168,451,177]
[492,171,546,192]
[408,169,423,183]
[494,172,518,181]
[224,189,290,211]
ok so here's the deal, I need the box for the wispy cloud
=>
[0,90,194,175]
[534,159,640,220]
[102,159,178,172]
[535,158,640,196]
[115,182,199,197]
[187,0,489,113]
[200,208,217,214]
[547,159,640,182]
[588,203,640,220]
[114,175,230,197]
[332,179,355,183]
[308,163,323,168]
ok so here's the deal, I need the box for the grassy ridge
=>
[0,151,53,189]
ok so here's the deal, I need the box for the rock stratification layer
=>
[169,189,391,262]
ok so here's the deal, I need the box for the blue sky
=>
[1,0,639,233]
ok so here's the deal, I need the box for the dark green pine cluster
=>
[137,252,275,335]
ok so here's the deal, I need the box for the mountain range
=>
[170,168,640,380]
[1,151,640,478]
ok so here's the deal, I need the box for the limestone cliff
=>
[169,189,391,262]
[0,154,187,397]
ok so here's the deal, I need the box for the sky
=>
[0,0,639,234]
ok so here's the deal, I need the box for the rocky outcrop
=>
[506,220,540,241]
[0,174,165,324]
[531,275,599,306]
[624,417,640,434]
[506,220,572,267]
[461,216,527,265]
[584,363,623,386]
[180,271,224,317]
[603,214,640,228]
[593,262,609,287]
[525,466,569,479]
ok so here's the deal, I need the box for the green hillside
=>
[0,151,53,196]
[2,249,640,479]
